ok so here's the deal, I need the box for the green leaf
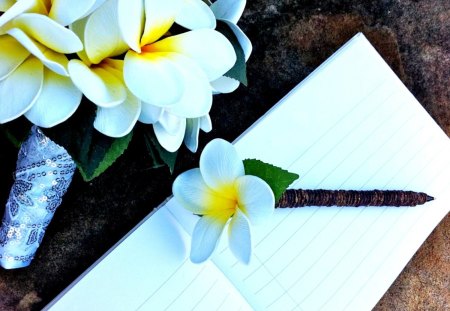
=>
[78,132,133,181]
[243,159,299,202]
[216,21,248,86]
[43,101,132,181]
[143,129,177,173]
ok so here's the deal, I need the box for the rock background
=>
[0,0,448,310]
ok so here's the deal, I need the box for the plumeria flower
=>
[210,0,252,93]
[143,0,252,151]
[68,0,141,137]
[0,0,103,126]
[118,0,236,118]
[69,0,236,142]
[139,103,212,152]
[173,139,275,264]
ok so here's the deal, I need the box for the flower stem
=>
[277,189,433,208]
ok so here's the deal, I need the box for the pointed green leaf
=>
[78,131,133,181]
[243,159,299,202]
[43,101,132,181]
[216,21,247,86]
[143,128,177,173]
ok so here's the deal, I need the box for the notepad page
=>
[47,33,450,311]
[204,33,450,311]
[45,204,252,311]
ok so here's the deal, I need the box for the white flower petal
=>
[175,0,216,30]
[11,13,83,53]
[190,214,228,263]
[184,117,201,153]
[173,168,216,214]
[153,115,186,152]
[0,0,36,28]
[0,57,43,123]
[0,34,30,80]
[94,93,141,137]
[7,28,68,75]
[148,29,236,81]
[221,20,252,61]
[101,58,124,76]
[68,59,127,107]
[0,0,14,12]
[156,110,184,135]
[199,114,212,132]
[211,76,239,94]
[80,0,108,18]
[184,114,212,152]
[49,0,96,26]
[138,102,163,124]
[165,53,212,118]
[200,138,244,189]
[235,175,274,226]
[141,0,180,46]
[124,51,184,107]
[117,0,144,52]
[84,0,128,64]
[228,208,251,264]
[25,68,82,127]
[69,17,91,65]
[211,0,245,24]
[173,167,238,214]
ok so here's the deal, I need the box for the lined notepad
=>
[45,33,450,311]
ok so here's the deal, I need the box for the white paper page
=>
[45,204,252,311]
[47,33,450,311]
[205,33,450,311]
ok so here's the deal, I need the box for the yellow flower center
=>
[205,183,240,219]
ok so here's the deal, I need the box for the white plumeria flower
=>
[173,139,275,264]
[118,0,236,112]
[140,103,212,152]
[0,0,104,126]
[67,0,141,137]
[210,0,252,94]
[69,0,236,141]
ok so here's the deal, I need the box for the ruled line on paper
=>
[292,130,442,306]
[258,125,428,310]
[249,95,422,266]
[211,73,448,311]
[135,258,193,310]
[231,86,407,282]
[315,155,450,311]
[216,293,230,311]
[289,86,398,183]
[338,161,450,311]
[293,138,439,308]
[292,93,419,189]
[310,95,409,188]
[259,114,433,307]
[162,264,207,311]
[190,279,219,311]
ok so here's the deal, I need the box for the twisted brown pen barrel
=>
[277,189,434,208]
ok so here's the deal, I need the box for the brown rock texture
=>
[0,1,448,310]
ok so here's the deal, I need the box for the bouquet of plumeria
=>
[0,0,251,268]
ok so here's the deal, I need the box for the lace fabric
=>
[0,126,75,269]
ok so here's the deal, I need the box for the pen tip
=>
[426,195,434,202]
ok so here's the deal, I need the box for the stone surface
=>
[0,1,448,310]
